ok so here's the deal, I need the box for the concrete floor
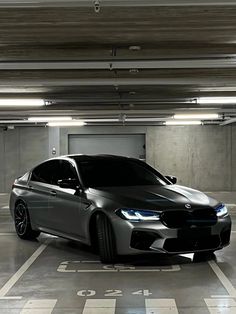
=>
[0,193,236,313]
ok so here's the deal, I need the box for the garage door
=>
[68,134,145,159]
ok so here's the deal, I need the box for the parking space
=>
[0,195,236,313]
[1,1,236,313]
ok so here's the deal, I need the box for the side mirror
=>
[57,178,80,190]
[165,175,177,184]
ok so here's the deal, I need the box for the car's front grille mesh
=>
[161,208,217,228]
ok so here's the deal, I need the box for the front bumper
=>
[112,214,231,255]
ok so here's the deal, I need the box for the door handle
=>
[28,185,34,191]
[50,190,57,196]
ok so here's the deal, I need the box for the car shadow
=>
[38,234,216,266]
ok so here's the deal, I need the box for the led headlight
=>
[117,208,161,221]
[215,204,228,217]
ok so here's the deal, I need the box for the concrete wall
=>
[0,124,235,192]
[61,125,234,191]
[146,125,232,191]
[0,127,48,192]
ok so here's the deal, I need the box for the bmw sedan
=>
[10,155,231,263]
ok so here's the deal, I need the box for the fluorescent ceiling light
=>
[84,118,166,122]
[47,121,86,127]
[28,117,72,122]
[84,118,119,122]
[165,121,202,126]
[174,114,219,120]
[0,99,44,107]
[198,97,236,104]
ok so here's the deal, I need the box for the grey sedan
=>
[10,155,231,263]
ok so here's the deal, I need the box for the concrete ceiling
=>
[1,0,236,125]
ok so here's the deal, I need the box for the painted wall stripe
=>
[0,241,49,298]
[20,299,57,314]
[82,299,116,314]
[205,298,236,314]
[208,261,236,298]
[145,299,179,314]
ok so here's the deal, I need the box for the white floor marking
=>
[0,233,15,236]
[82,299,116,314]
[20,299,57,314]
[0,240,50,299]
[208,261,236,298]
[145,299,179,314]
[57,261,181,273]
[1,206,9,209]
[205,298,236,313]
[0,296,22,300]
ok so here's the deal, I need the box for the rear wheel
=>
[96,213,116,263]
[14,202,40,240]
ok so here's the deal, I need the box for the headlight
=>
[215,204,228,217]
[116,208,161,221]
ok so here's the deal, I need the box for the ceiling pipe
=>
[0,0,236,7]
[0,78,235,86]
[1,59,236,70]
[220,118,236,126]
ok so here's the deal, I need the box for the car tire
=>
[96,213,116,263]
[14,202,40,240]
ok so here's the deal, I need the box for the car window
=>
[59,160,78,181]
[77,159,167,188]
[31,160,61,185]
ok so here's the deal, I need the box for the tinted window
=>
[59,160,78,181]
[31,160,60,185]
[77,159,167,188]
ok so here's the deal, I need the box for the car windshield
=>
[75,158,167,188]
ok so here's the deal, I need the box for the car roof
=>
[66,154,134,161]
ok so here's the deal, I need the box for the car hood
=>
[89,184,220,210]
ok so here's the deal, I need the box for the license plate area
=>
[178,227,211,239]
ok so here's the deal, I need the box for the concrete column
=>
[48,127,60,158]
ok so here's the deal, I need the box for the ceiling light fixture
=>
[129,45,141,51]
[129,68,139,74]
[198,97,236,104]
[174,114,219,120]
[165,121,202,126]
[0,99,44,107]
[84,119,119,122]
[47,121,86,127]
[28,117,72,122]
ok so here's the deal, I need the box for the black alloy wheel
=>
[14,202,40,240]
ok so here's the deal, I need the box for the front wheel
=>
[14,202,40,240]
[96,213,117,263]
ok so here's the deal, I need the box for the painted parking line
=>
[208,261,236,298]
[0,233,15,236]
[57,261,181,273]
[0,240,50,300]
[205,298,236,314]
[15,298,236,314]
[82,299,116,314]
[145,299,179,314]
[20,299,57,314]
[1,206,9,210]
